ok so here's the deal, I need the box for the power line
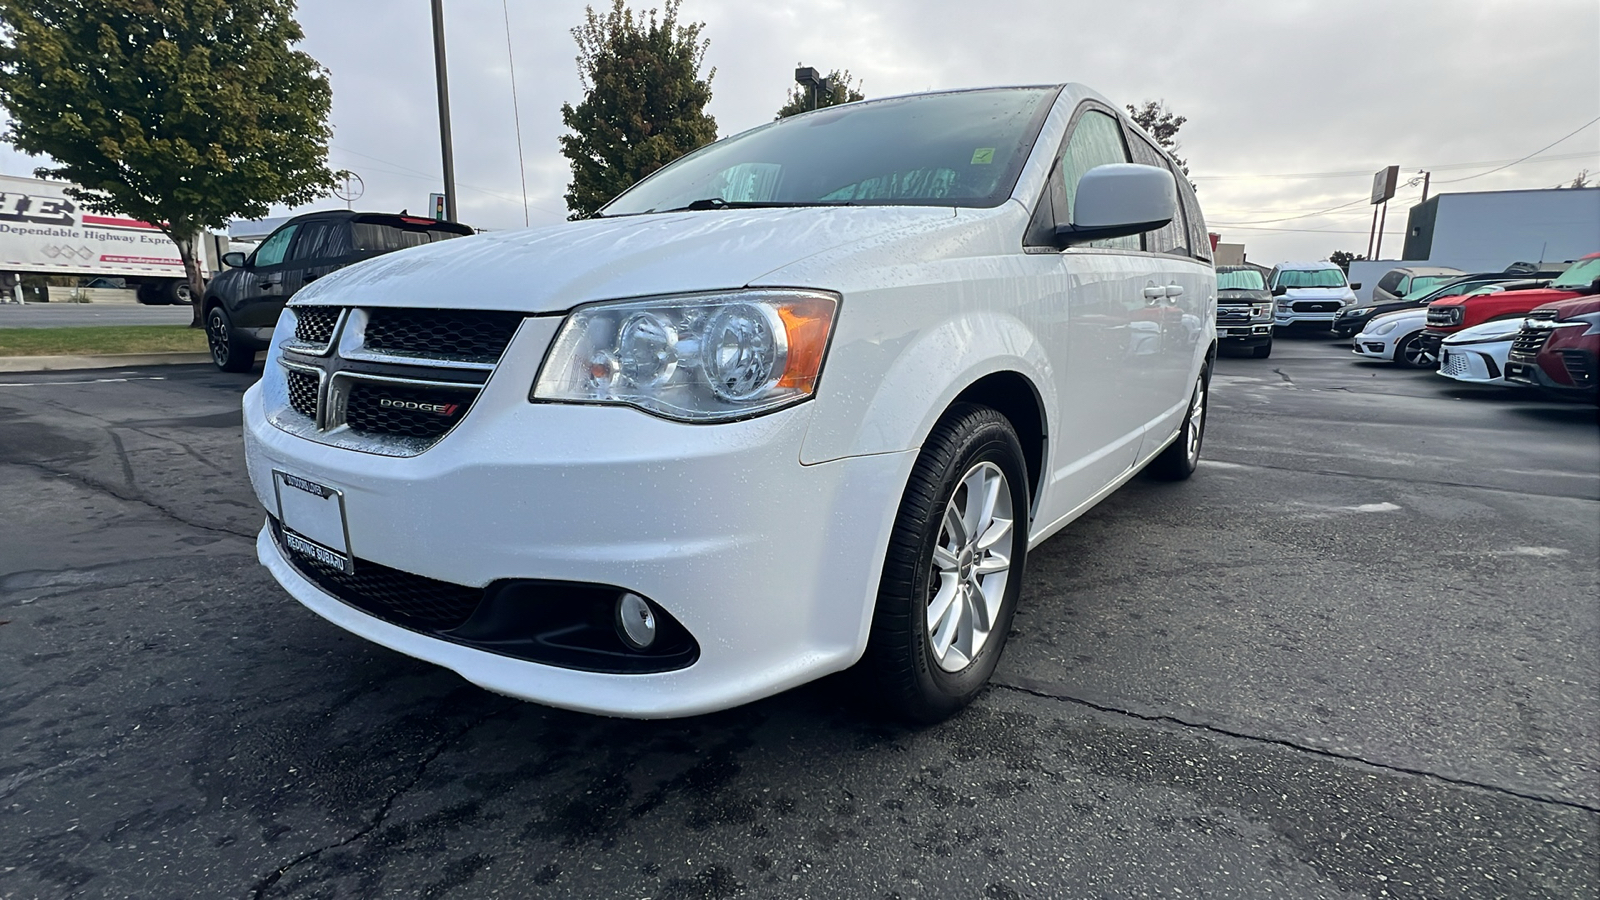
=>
[1193,149,1595,181]
[1433,117,1600,184]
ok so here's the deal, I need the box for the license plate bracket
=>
[273,470,354,575]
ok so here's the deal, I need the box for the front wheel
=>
[864,404,1030,723]
[206,305,255,373]
[1251,339,1273,359]
[1395,333,1436,369]
[1148,362,1210,481]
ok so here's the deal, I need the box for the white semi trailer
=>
[0,172,221,304]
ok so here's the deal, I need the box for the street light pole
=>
[431,0,458,223]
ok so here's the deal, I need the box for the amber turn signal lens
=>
[775,296,837,391]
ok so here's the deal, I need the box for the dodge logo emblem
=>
[379,397,458,416]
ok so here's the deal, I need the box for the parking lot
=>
[2,336,1596,898]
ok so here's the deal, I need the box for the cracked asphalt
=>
[2,337,1596,899]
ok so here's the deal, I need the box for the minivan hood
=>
[290,206,956,312]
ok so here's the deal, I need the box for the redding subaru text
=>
[242,85,1218,722]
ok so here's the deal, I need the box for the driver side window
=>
[1058,110,1137,250]
[252,224,299,268]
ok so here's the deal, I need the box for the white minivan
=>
[242,85,1217,722]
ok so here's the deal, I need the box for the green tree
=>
[0,0,338,324]
[1125,100,1188,175]
[1328,250,1366,273]
[775,68,864,119]
[559,0,717,219]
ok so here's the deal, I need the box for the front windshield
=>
[1275,268,1348,289]
[1409,279,1481,302]
[1409,274,1456,294]
[1217,268,1266,290]
[601,88,1058,216]
[1551,257,1600,289]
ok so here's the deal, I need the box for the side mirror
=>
[222,251,248,268]
[1054,163,1176,248]
[1271,286,1287,296]
[1349,283,1362,291]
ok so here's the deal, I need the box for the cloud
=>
[3,0,1595,263]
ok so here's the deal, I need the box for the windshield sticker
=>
[970,148,995,165]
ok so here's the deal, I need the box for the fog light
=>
[616,593,657,650]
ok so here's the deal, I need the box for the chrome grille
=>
[286,369,320,419]
[363,308,523,362]
[345,381,478,439]
[293,306,340,346]
[270,307,525,456]
[1509,325,1553,362]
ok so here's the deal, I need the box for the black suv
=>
[204,210,473,371]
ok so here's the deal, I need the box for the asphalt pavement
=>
[1,337,1596,899]
[0,303,196,328]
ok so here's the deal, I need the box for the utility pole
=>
[431,0,458,223]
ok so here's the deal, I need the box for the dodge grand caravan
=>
[242,85,1217,722]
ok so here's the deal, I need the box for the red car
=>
[1418,253,1600,359]
[1505,295,1600,403]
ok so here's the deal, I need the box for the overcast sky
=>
[4,0,1597,263]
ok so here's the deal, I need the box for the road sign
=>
[1370,166,1399,205]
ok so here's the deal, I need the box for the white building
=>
[1399,186,1598,271]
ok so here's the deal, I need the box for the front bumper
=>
[1351,331,1397,361]
[244,381,915,718]
[1437,343,1511,385]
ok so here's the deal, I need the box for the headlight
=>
[532,290,838,422]
[1572,310,1600,335]
[1373,318,1402,336]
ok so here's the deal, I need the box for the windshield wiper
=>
[656,198,856,213]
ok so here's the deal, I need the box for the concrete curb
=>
[0,352,213,373]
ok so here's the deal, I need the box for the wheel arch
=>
[950,371,1047,509]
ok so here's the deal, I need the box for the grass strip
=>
[0,325,208,357]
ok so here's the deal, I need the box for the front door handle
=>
[1143,285,1166,301]
[1164,284,1185,299]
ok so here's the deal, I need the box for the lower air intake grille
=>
[344,381,478,439]
[294,307,340,345]
[363,308,524,362]
[272,519,483,630]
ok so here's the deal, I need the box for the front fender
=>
[801,310,1054,465]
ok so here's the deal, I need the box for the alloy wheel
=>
[926,461,1014,672]
[1185,375,1206,463]
[207,310,230,368]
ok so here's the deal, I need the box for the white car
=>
[1437,317,1529,387]
[242,85,1217,722]
[1269,261,1358,329]
[1352,307,1434,367]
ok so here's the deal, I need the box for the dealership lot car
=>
[1270,261,1358,330]
[1352,307,1433,366]
[1437,317,1528,387]
[242,85,1217,721]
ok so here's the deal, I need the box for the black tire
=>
[1148,361,1211,481]
[206,304,255,373]
[1251,339,1273,359]
[863,403,1030,723]
[135,282,166,305]
[164,279,193,305]
[1394,333,1435,369]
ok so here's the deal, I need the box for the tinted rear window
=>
[353,222,466,253]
